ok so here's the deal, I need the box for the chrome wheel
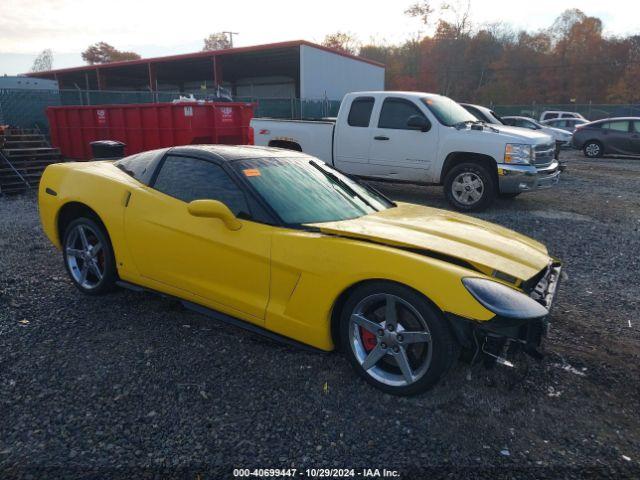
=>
[585,143,600,157]
[65,224,105,290]
[451,172,484,205]
[349,294,432,387]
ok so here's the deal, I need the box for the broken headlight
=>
[462,277,549,320]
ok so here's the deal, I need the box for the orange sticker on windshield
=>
[243,169,261,177]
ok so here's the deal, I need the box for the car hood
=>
[544,126,573,137]
[307,203,550,282]
[488,124,553,145]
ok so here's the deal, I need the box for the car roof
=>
[461,103,492,112]
[544,118,587,123]
[590,117,640,122]
[503,116,536,121]
[168,144,312,162]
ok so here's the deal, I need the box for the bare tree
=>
[322,32,360,55]
[31,49,53,72]
[405,0,435,26]
[203,33,232,51]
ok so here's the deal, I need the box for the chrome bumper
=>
[497,160,560,194]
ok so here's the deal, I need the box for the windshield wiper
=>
[308,161,378,211]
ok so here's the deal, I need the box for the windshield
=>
[422,96,477,126]
[233,157,393,225]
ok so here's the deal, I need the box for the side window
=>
[603,121,630,132]
[465,106,481,119]
[633,121,640,133]
[544,113,559,121]
[115,150,158,183]
[347,97,375,127]
[378,98,426,130]
[153,155,250,216]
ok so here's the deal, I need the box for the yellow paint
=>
[39,161,555,352]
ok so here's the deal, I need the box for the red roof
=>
[27,40,384,77]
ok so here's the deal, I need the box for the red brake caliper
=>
[360,327,378,351]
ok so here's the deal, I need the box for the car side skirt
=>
[115,280,328,354]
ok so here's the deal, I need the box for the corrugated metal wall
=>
[299,45,385,101]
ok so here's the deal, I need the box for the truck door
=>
[333,96,375,176]
[367,97,436,183]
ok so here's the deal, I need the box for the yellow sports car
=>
[39,145,561,395]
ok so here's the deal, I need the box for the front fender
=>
[267,230,494,351]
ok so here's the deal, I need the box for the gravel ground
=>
[1,151,639,479]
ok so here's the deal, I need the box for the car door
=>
[600,120,632,154]
[123,154,271,324]
[367,97,436,182]
[333,96,375,175]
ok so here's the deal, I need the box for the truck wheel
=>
[444,163,496,211]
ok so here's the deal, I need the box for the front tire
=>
[62,217,116,295]
[444,162,496,211]
[583,141,603,158]
[339,282,459,396]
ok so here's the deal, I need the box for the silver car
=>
[501,116,573,148]
[542,118,590,133]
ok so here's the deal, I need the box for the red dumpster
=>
[46,101,255,160]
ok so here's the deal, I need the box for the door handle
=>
[374,136,389,141]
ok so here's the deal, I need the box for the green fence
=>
[1,87,636,133]
[0,88,341,133]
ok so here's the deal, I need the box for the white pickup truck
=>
[251,91,561,211]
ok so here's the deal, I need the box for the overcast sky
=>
[1,0,638,75]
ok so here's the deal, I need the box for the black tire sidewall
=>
[444,162,496,212]
[339,281,459,396]
[584,141,603,158]
[498,192,520,199]
[62,217,116,295]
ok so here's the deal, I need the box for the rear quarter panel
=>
[38,161,141,278]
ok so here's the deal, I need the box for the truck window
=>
[378,98,426,130]
[347,97,375,127]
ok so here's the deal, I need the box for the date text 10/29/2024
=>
[233,468,400,478]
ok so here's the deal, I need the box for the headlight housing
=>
[462,277,549,319]
[504,143,533,164]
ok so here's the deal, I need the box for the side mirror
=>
[187,199,242,231]
[407,115,430,132]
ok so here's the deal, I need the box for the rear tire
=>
[339,281,459,396]
[62,217,116,295]
[444,162,496,211]
[499,192,520,199]
[583,141,603,158]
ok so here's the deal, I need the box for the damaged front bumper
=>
[447,262,562,363]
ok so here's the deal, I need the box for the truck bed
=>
[251,117,335,163]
